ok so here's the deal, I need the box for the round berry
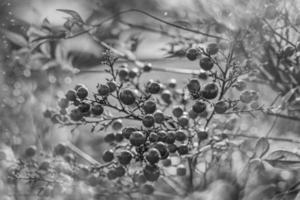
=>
[199,57,214,71]
[168,144,177,153]
[70,109,83,121]
[178,115,189,127]
[175,130,187,141]
[147,82,161,94]
[197,129,208,140]
[162,158,172,167]
[129,131,146,146]
[98,84,110,96]
[153,110,165,123]
[122,127,136,139]
[176,165,187,176]
[115,166,126,177]
[115,132,124,142]
[199,110,209,118]
[177,144,189,155]
[143,164,160,182]
[58,98,69,109]
[145,148,161,164]
[140,184,155,195]
[91,104,104,116]
[172,106,184,118]
[107,81,118,92]
[192,101,207,113]
[133,173,147,184]
[187,79,201,93]
[161,90,172,104]
[74,84,85,91]
[119,89,136,105]
[202,82,219,99]
[165,131,176,144]
[186,48,198,61]
[214,101,229,114]
[102,150,114,162]
[240,90,252,104]
[143,100,157,114]
[112,119,123,131]
[65,90,77,101]
[104,133,115,143]
[154,142,169,159]
[107,169,118,180]
[188,109,198,119]
[76,86,88,99]
[143,63,152,72]
[129,68,139,78]
[149,132,159,143]
[264,5,277,20]
[78,102,90,113]
[157,130,167,142]
[142,115,155,128]
[25,145,37,157]
[54,143,66,156]
[168,78,177,88]
[235,80,247,91]
[39,161,50,171]
[118,68,129,80]
[118,150,132,165]
[198,70,208,80]
[206,43,219,55]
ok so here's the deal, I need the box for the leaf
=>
[172,20,192,28]
[4,30,28,48]
[265,150,300,161]
[57,9,84,24]
[264,159,300,169]
[254,138,270,158]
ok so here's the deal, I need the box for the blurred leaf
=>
[4,30,28,48]
[57,9,84,24]
[41,18,52,32]
[254,138,269,158]
[265,159,300,169]
[265,150,300,161]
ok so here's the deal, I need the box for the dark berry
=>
[102,150,114,162]
[199,57,214,71]
[118,150,132,165]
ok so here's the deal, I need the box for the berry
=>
[104,133,115,143]
[214,101,229,114]
[192,101,207,113]
[147,82,161,94]
[240,90,252,103]
[145,148,161,164]
[118,150,132,165]
[54,143,66,156]
[129,131,146,146]
[143,164,160,182]
[115,166,126,177]
[118,68,129,80]
[133,173,147,184]
[199,110,209,118]
[154,142,169,159]
[58,98,69,109]
[70,109,83,121]
[74,84,85,91]
[199,57,214,71]
[249,90,259,101]
[153,110,164,123]
[165,131,176,144]
[91,104,104,116]
[198,71,208,80]
[168,78,177,88]
[143,100,157,114]
[157,130,167,142]
[87,175,99,186]
[107,81,118,92]
[202,82,219,99]
[186,48,198,61]
[65,90,77,101]
[149,132,159,143]
[98,84,110,96]
[143,63,152,72]
[129,68,139,78]
[76,86,88,99]
[178,115,189,127]
[119,89,136,105]
[172,106,184,118]
[282,46,295,57]
[177,144,189,155]
[235,80,247,91]
[162,158,172,167]
[115,132,124,142]
[102,150,114,162]
[43,109,52,118]
[168,144,178,153]
[197,129,208,140]
[112,119,123,131]
[107,169,118,180]
[188,109,198,119]
[25,146,37,157]
[206,43,219,55]
[264,5,277,20]
[161,90,172,104]
[175,130,187,141]
[176,165,187,176]
[140,184,155,195]
[78,102,90,113]
[142,115,155,128]
[39,161,50,171]
[122,127,136,139]
[187,79,201,93]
